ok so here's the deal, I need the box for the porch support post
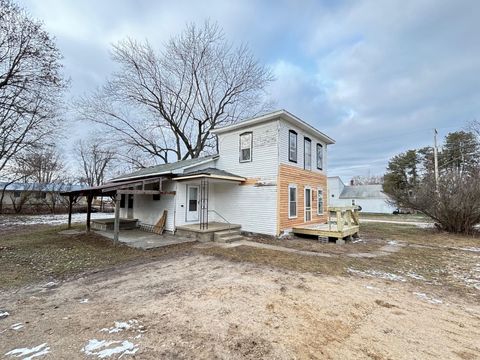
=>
[67,194,73,229]
[113,192,120,244]
[86,193,93,232]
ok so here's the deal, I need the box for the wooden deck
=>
[292,206,360,244]
[292,223,359,239]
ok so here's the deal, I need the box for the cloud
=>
[15,0,480,180]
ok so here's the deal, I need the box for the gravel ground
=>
[1,254,479,359]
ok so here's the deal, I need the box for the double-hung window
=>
[317,189,324,215]
[304,137,311,170]
[288,184,297,218]
[316,143,323,170]
[239,132,253,162]
[289,130,297,162]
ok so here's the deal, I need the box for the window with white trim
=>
[304,137,311,170]
[289,130,297,162]
[317,189,324,215]
[316,143,323,170]
[239,132,253,162]
[288,184,297,218]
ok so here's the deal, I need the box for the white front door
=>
[186,185,199,221]
[304,187,312,222]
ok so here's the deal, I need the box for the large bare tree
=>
[75,136,117,186]
[78,21,273,166]
[0,0,66,179]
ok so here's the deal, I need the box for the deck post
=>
[86,193,93,232]
[67,194,73,229]
[336,210,343,231]
[113,193,120,245]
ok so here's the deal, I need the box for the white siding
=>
[278,119,328,175]
[215,120,279,180]
[131,180,177,231]
[212,182,277,235]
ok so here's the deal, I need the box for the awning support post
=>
[114,192,120,244]
[86,193,93,232]
[68,194,73,229]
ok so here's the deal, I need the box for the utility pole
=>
[434,128,439,189]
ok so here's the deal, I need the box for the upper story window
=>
[239,132,253,162]
[288,130,297,163]
[304,137,311,170]
[317,143,323,170]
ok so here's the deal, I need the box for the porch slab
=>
[175,222,241,242]
[95,229,196,250]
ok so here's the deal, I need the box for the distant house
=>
[0,182,84,213]
[327,177,396,214]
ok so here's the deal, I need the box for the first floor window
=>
[120,194,126,208]
[317,189,324,215]
[239,132,253,162]
[288,184,297,218]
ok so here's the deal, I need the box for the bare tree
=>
[75,136,117,186]
[78,21,273,166]
[15,148,69,213]
[0,0,66,179]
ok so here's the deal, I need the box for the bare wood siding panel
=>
[278,164,328,233]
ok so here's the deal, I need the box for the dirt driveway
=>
[1,253,479,360]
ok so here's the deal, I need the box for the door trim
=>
[186,185,200,222]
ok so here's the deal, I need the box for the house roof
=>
[174,167,246,182]
[211,109,335,145]
[112,155,218,182]
[0,182,84,192]
[339,184,388,199]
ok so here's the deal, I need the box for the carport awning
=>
[173,167,245,182]
[59,176,171,197]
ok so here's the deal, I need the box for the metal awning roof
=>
[173,168,245,182]
[60,176,168,197]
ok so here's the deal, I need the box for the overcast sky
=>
[17,0,479,180]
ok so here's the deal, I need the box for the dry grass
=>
[359,212,432,222]
[201,222,480,302]
[0,225,192,289]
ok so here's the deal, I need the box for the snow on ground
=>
[82,339,138,359]
[4,343,50,360]
[100,320,144,334]
[0,212,114,227]
[413,292,443,305]
[348,268,407,282]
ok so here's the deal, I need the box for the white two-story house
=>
[67,110,335,238]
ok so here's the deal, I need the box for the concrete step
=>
[214,234,244,243]
[214,229,240,241]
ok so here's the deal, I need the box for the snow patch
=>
[455,247,480,253]
[0,212,113,227]
[4,343,50,359]
[10,323,23,330]
[387,240,399,245]
[82,339,138,358]
[348,268,406,282]
[414,292,443,304]
[43,281,58,288]
[99,319,145,334]
[79,298,89,304]
[406,272,426,281]
[0,310,9,319]
[352,239,363,244]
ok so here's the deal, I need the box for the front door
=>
[186,185,199,221]
[304,187,312,222]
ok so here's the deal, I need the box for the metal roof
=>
[339,184,388,199]
[112,155,217,182]
[0,182,84,192]
[174,167,246,182]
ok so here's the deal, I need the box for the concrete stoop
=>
[213,229,244,243]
